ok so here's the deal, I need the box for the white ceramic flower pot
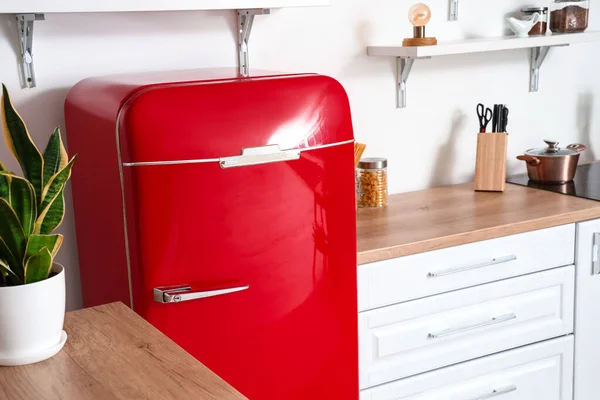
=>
[0,263,67,366]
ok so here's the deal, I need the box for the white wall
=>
[1,0,599,310]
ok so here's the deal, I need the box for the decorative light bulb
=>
[408,3,431,27]
[403,2,437,47]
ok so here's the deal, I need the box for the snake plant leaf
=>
[42,128,68,187]
[1,172,36,236]
[25,234,63,260]
[39,155,76,214]
[0,237,21,282]
[39,190,65,235]
[1,84,44,204]
[0,197,25,273]
[0,172,10,202]
[24,247,52,284]
[0,258,19,285]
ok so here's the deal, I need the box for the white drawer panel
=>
[359,266,574,389]
[360,336,574,400]
[358,224,575,311]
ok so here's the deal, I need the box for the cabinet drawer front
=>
[360,336,574,400]
[358,224,575,311]
[359,267,574,389]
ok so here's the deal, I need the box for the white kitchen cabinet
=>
[359,266,575,389]
[360,336,574,400]
[574,219,600,400]
[358,224,575,312]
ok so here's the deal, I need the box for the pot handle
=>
[517,155,541,166]
[567,143,587,153]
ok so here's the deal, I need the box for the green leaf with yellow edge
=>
[42,128,68,187]
[0,173,10,202]
[0,197,25,271]
[0,237,21,282]
[24,247,52,284]
[1,84,44,204]
[25,234,63,260]
[0,258,19,285]
[1,172,36,236]
[39,189,64,235]
[39,155,75,214]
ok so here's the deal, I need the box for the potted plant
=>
[0,84,76,366]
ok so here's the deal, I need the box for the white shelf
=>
[367,31,600,58]
[0,0,328,13]
[367,32,600,109]
[7,1,328,89]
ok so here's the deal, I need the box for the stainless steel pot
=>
[517,140,586,184]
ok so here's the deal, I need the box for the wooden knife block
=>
[474,133,508,192]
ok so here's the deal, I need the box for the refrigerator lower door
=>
[124,143,358,399]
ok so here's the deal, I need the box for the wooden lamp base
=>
[402,37,438,47]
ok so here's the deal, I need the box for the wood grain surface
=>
[402,37,438,46]
[357,182,600,264]
[474,132,508,192]
[0,302,247,400]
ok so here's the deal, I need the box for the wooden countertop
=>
[357,182,600,265]
[0,302,247,400]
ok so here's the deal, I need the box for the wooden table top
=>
[357,182,600,265]
[0,302,247,400]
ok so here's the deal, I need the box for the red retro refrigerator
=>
[64,69,358,399]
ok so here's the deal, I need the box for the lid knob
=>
[544,139,559,153]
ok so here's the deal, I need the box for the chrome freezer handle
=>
[219,145,301,169]
[154,285,249,304]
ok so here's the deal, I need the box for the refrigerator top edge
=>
[100,72,355,163]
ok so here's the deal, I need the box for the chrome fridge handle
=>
[427,255,517,278]
[219,145,300,168]
[428,313,516,339]
[154,285,249,304]
[470,385,517,400]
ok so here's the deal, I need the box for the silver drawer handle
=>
[427,255,517,278]
[219,145,300,168]
[428,313,516,339]
[154,285,249,304]
[471,385,517,400]
[593,233,600,275]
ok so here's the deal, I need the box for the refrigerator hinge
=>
[15,13,45,89]
[237,8,270,78]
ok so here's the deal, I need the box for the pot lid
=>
[525,140,580,157]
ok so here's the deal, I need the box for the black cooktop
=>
[507,162,600,201]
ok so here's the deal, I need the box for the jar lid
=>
[525,140,579,157]
[552,0,588,4]
[358,157,387,169]
[522,6,548,12]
